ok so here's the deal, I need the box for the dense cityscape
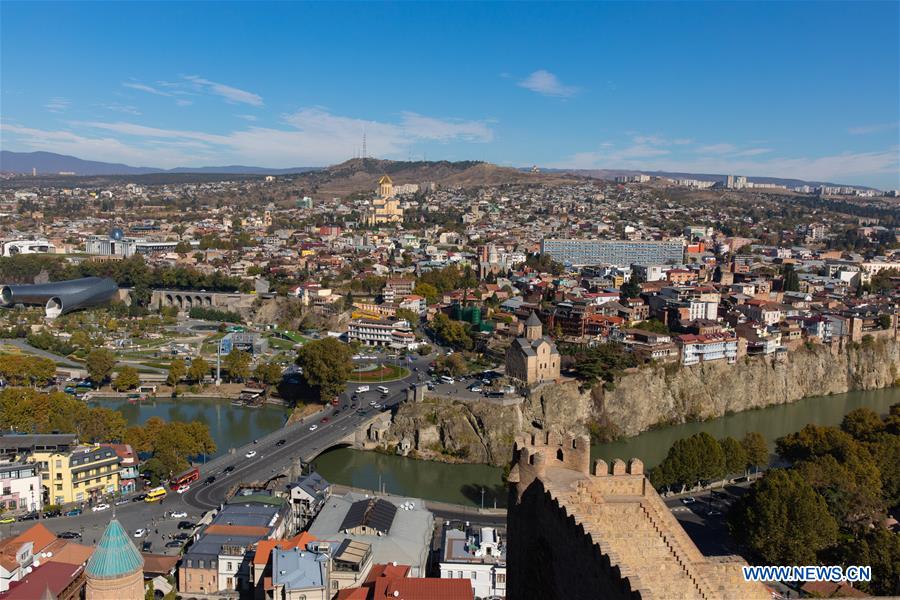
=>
[1,2,899,599]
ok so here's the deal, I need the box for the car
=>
[42,509,61,519]
[170,511,187,519]
[469,386,482,393]
[141,541,152,552]
[58,531,81,539]
[174,533,190,541]
[245,450,257,459]
[64,508,82,517]
[707,510,723,517]
[369,400,377,406]
[92,503,110,512]
[165,540,183,548]
[320,417,329,424]
[114,498,129,506]
[372,403,382,409]
[177,521,194,530]
[308,424,318,432]
[0,516,15,524]
[18,512,39,521]
[133,494,147,502]
[223,466,235,474]
[176,484,190,494]
[276,439,286,446]
[205,475,216,484]
[681,497,696,505]
[133,528,147,538]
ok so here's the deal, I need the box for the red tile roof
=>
[373,577,474,600]
[4,562,84,599]
[253,532,316,566]
[203,524,269,537]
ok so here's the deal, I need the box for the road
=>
[1,352,433,554]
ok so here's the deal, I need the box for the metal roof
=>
[85,519,143,579]
[339,498,397,535]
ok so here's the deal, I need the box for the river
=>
[90,396,289,458]
[313,387,900,508]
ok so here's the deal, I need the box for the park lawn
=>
[347,363,410,383]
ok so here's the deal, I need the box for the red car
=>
[320,417,330,424]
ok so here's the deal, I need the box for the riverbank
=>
[314,386,900,508]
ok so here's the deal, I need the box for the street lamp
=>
[480,487,485,510]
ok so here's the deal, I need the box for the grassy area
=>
[347,363,410,382]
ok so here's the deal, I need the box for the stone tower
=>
[85,519,145,600]
[525,311,543,341]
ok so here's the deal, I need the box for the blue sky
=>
[1,1,898,188]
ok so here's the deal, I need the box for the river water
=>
[313,387,900,508]
[90,396,289,458]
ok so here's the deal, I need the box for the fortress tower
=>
[85,519,145,600]
[507,432,769,600]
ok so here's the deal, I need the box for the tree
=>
[650,432,725,490]
[720,436,748,476]
[125,416,216,480]
[841,407,884,443]
[187,356,210,384]
[782,263,800,292]
[113,366,140,392]
[430,313,473,351]
[223,349,251,382]
[395,308,420,325]
[253,361,283,385]
[619,279,641,300]
[728,468,838,565]
[166,358,186,387]
[795,450,884,527]
[876,314,892,330]
[0,354,56,388]
[572,342,637,388]
[295,337,353,401]
[414,282,439,304]
[827,528,900,596]
[86,348,117,385]
[741,431,769,472]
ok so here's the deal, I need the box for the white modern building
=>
[0,460,42,514]
[439,526,507,599]
[348,318,414,349]
[1,240,56,257]
[676,333,738,366]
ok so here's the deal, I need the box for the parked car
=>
[141,541,152,552]
[58,531,81,539]
[114,498,129,506]
[133,494,147,502]
[133,528,147,538]
[92,503,110,512]
[170,511,187,519]
[165,540,183,548]
[18,512,39,521]
[42,509,62,518]
[0,516,15,524]
[681,497,696,505]
[177,521,194,530]
[65,508,82,517]
[174,533,190,541]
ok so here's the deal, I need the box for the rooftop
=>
[85,519,143,579]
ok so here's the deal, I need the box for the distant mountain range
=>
[0,150,878,191]
[0,151,319,176]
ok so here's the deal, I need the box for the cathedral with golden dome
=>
[364,175,404,225]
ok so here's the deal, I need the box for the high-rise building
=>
[541,238,684,267]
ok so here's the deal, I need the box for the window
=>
[457,571,463,579]
[55,460,62,468]
[227,562,232,571]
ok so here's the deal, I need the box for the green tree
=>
[253,361,283,385]
[795,450,884,527]
[782,263,800,292]
[113,366,140,392]
[430,313,473,351]
[720,436,748,476]
[86,348,117,384]
[619,278,641,300]
[125,416,216,480]
[650,432,725,490]
[414,282,439,304]
[0,354,56,388]
[841,407,885,442]
[741,431,769,472]
[728,468,838,565]
[223,349,251,382]
[187,356,210,384]
[827,528,900,596]
[395,308,420,324]
[166,357,186,387]
[571,343,637,388]
[295,337,353,401]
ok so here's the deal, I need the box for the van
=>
[376,386,389,395]
[355,385,370,393]
[440,375,454,384]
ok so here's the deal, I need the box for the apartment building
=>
[541,238,684,267]
[676,333,738,366]
[347,318,414,349]
[439,526,507,599]
[383,278,416,303]
[31,444,120,506]
[0,461,41,514]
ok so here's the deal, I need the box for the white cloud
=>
[123,82,172,97]
[183,75,263,106]
[517,70,579,98]
[236,114,258,121]
[695,143,738,155]
[3,108,494,168]
[175,99,193,107]
[848,121,899,135]
[44,97,69,113]
[101,103,142,116]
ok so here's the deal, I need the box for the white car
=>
[176,484,190,494]
[133,528,147,538]
[470,386,482,393]
[681,497,696,505]
[369,400,377,406]
[170,511,187,519]
[309,424,318,432]
[245,450,257,458]
[356,385,370,393]
[92,503,110,512]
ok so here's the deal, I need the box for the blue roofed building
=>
[271,541,331,600]
[85,519,144,599]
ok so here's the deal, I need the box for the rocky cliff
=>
[385,338,900,466]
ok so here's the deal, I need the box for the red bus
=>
[170,467,200,490]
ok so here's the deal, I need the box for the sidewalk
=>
[329,483,506,517]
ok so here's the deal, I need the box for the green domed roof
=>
[86,519,144,579]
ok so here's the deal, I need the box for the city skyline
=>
[1,1,898,189]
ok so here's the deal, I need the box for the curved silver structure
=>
[0,277,118,319]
